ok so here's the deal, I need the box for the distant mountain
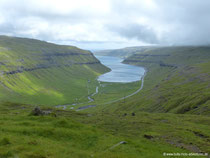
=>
[94,46,159,58]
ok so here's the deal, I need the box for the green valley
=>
[0,37,210,158]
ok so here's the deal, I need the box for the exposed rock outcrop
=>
[30,107,56,117]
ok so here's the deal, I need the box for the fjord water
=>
[95,56,145,83]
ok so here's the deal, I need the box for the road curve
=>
[98,69,147,105]
[56,69,147,110]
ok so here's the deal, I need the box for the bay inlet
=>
[95,56,145,83]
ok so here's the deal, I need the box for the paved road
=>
[98,70,147,105]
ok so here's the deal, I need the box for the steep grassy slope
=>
[108,46,210,115]
[0,36,109,105]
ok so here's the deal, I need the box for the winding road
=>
[98,70,146,105]
[77,69,146,110]
[55,70,147,111]
[55,57,146,110]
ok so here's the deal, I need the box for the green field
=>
[0,103,209,158]
[0,37,210,157]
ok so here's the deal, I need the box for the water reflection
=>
[96,56,145,83]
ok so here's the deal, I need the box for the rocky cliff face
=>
[0,36,107,76]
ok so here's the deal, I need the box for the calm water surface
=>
[95,56,145,83]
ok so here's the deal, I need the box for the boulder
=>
[31,107,44,116]
[144,134,154,139]
[30,107,56,117]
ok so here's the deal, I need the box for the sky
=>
[0,0,210,50]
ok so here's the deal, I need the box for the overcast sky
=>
[0,0,210,50]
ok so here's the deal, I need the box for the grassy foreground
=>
[0,103,209,158]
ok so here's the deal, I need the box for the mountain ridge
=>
[0,35,110,105]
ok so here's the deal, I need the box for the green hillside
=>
[0,36,109,105]
[114,46,210,115]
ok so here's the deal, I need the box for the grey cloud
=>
[155,0,210,45]
[0,23,16,34]
[107,23,158,44]
[108,0,210,45]
[0,0,210,49]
